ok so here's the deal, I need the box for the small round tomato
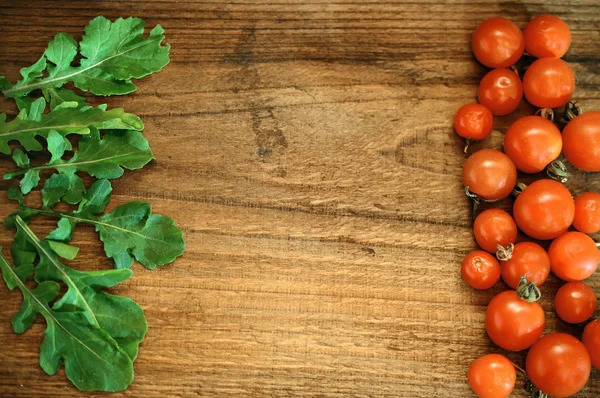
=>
[555,281,597,324]
[562,112,600,172]
[503,116,562,173]
[454,103,494,141]
[526,333,591,398]
[478,69,523,116]
[513,179,574,240]
[463,149,517,201]
[500,242,550,289]
[485,290,545,351]
[462,250,501,290]
[468,354,516,398]
[523,58,575,109]
[583,319,600,369]
[473,209,517,253]
[472,17,524,68]
[573,192,600,234]
[524,14,571,58]
[548,231,600,281]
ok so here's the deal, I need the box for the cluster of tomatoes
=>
[455,15,600,398]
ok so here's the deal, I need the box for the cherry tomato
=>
[461,250,501,290]
[500,242,550,289]
[472,17,524,68]
[473,209,517,253]
[463,149,517,201]
[526,333,591,398]
[478,68,523,116]
[503,116,562,173]
[485,290,545,351]
[562,112,600,172]
[513,179,574,240]
[523,58,575,109]
[453,103,494,141]
[524,14,571,58]
[583,319,600,370]
[548,231,600,281]
[573,192,600,234]
[468,354,516,398]
[555,281,597,324]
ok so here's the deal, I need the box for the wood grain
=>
[0,0,600,396]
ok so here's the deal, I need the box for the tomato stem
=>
[564,100,582,122]
[512,182,528,197]
[516,274,541,302]
[535,108,554,122]
[546,159,571,183]
[463,138,473,154]
[496,243,514,261]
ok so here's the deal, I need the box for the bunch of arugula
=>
[0,17,185,392]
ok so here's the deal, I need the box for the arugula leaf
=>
[45,88,87,111]
[9,181,185,270]
[13,216,147,361]
[5,128,153,196]
[0,251,135,392]
[1,16,170,99]
[0,98,143,155]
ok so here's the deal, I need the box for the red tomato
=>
[461,250,501,290]
[573,192,600,234]
[485,290,545,351]
[562,112,600,172]
[478,69,523,116]
[555,281,597,324]
[463,149,517,201]
[503,116,562,173]
[526,333,591,398]
[472,17,524,68]
[548,231,600,281]
[500,242,550,289]
[583,319,600,370]
[468,354,516,398]
[473,209,517,253]
[513,179,574,240]
[524,14,571,58]
[523,58,575,109]
[453,103,494,141]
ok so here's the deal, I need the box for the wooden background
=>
[0,0,599,396]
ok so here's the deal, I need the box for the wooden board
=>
[1,1,599,396]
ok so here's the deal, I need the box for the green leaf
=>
[47,218,75,241]
[12,148,30,168]
[0,251,136,392]
[1,17,170,98]
[46,88,86,110]
[14,216,147,362]
[6,128,153,195]
[47,240,79,260]
[0,100,143,154]
[7,187,25,206]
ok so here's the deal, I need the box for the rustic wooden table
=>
[0,0,599,396]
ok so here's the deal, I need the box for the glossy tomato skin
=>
[524,14,571,58]
[468,354,516,398]
[501,242,550,289]
[583,319,600,369]
[478,69,523,116]
[473,209,517,253]
[454,104,494,141]
[555,281,597,324]
[513,179,574,240]
[526,333,591,398]
[523,58,575,109]
[562,112,600,172]
[462,149,517,201]
[472,18,524,68]
[504,116,562,173]
[485,290,545,351]
[573,192,600,233]
[461,250,501,290]
[548,231,600,281]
